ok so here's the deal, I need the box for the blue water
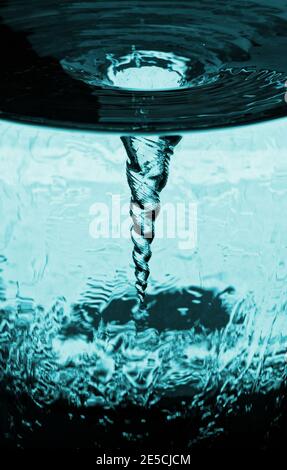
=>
[1,118,287,447]
[1,0,287,450]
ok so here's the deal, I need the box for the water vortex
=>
[122,135,181,312]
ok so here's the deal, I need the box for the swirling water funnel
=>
[0,0,287,451]
[121,133,182,314]
[62,48,186,311]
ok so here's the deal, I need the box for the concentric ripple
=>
[0,0,287,131]
[62,50,191,91]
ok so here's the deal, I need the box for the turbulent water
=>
[122,135,181,312]
[1,0,287,449]
[1,119,287,447]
